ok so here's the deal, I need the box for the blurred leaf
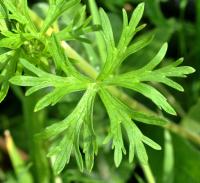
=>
[172,134,200,183]
[144,0,167,27]
[41,0,80,33]
[0,51,17,102]
[181,98,200,134]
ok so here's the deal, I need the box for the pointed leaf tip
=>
[138,2,145,9]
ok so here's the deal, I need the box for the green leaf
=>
[142,43,168,71]
[41,0,80,33]
[122,9,128,29]
[88,0,106,63]
[130,111,168,126]
[55,4,101,44]
[99,88,126,167]
[144,0,167,26]
[172,134,200,183]
[74,132,84,172]
[2,0,27,24]
[2,0,36,32]
[0,31,34,49]
[97,3,146,80]
[10,76,50,86]
[0,52,18,102]
[129,83,176,115]
[99,87,161,166]
[181,98,200,134]
[128,3,145,33]
[83,90,98,171]
[99,8,115,51]
[135,141,148,164]
[19,58,48,77]
[49,34,92,80]
[11,74,87,111]
[105,43,195,115]
[0,51,15,69]
[34,84,85,111]
[142,136,161,150]
[118,3,145,49]
[110,81,176,115]
[53,134,74,175]
[48,34,68,73]
[10,58,89,111]
[124,33,154,60]
[38,85,97,174]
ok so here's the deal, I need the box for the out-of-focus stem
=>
[142,164,155,183]
[23,95,50,183]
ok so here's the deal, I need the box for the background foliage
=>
[0,0,200,183]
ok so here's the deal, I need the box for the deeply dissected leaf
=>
[0,31,38,50]
[0,0,196,177]
[48,33,67,73]
[88,0,106,63]
[2,0,28,25]
[10,59,89,111]
[56,6,101,44]
[118,3,145,49]
[99,87,162,166]
[2,0,36,32]
[0,51,15,69]
[38,84,97,174]
[0,51,17,102]
[104,43,195,115]
[99,8,115,52]
[49,33,93,82]
[122,82,176,115]
[98,3,145,80]
[41,0,80,33]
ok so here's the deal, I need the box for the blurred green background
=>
[0,0,200,183]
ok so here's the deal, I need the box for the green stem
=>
[22,95,51,183]
[141,164,155,183]
[11,86,24,102]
